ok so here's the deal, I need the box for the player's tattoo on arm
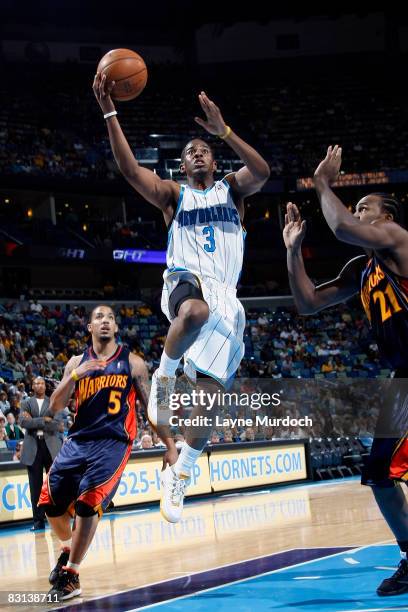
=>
[130,355,149,412]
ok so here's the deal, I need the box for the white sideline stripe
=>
[293,576,322,580]
[344,557,360,565]
[132,541,393,611]
[337,607,408,612]
[50,539,397,612]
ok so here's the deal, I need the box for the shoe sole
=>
[377,588,408,596]
[159,498,180,524]
[61,588,81,600]
[49,573,58,586]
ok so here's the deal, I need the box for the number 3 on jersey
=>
[203,226,216,252]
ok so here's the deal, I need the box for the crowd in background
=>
[0,298,386,461]
[1,58,406,183]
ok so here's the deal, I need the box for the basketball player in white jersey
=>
[93,75,270,521]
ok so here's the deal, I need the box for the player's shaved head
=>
[181,139,215,163]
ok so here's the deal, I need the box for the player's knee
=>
[43,503,68,517]
[75,500,98,517]
[178,300,209,332]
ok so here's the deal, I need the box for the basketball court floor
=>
[0,477,406,612]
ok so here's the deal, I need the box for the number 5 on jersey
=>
[108,390,122,414]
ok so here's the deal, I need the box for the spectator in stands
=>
[55,349,69,364]
[321,358,334,373]
[222,429,234,443]
[19,376,63,531]
[254,424,266,440]
[30,299,43,315]
[139,434,153,449]
[50,305,63,320]
[17,382,28,399]
[5,412,24,440]
[242,427,256,442]
[0,426,8,442]
[264,426,274,440]
[281,356,293,373]
[210,431,220,444]
[0,339,6,363]
[13,441,22,462]
[5,397,20,420]
[334,356,346,373]
[6,353,25,373]
[152,431,166,448]
[0,391,10,414]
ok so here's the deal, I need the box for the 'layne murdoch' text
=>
[168,415,313,428]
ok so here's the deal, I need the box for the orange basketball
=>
[97,49,147,102]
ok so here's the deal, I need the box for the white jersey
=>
[161,177,246,385]
[166,178,245,288]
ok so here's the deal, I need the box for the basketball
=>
[97,48,148,102]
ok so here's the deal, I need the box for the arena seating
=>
[0,55,406,186]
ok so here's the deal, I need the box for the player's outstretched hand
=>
[314,145,342,186]
[93,73,116,115]
[74,359,107,380]
[283,202,306,251]
[194,91,228,136]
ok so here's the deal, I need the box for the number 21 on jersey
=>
[373,283,402,322]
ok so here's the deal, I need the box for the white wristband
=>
[104,110,117,120]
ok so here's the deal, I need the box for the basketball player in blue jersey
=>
[93,75,270,521]
[284,145,408,597]
[38,305,148,600]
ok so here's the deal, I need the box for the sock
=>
[66,561,80,573]
[60,538,72,551]
[397,540,408,559]
[158,351,180,377]
[174,442,202,477]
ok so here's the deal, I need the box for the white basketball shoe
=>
[160,465,190,523]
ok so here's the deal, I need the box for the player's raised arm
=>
[50,355,106,414]
[194,91,270,198]
[314,146,406,249]
[284,202,363,314]
[93,73,178,221]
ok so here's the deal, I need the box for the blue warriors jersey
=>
[166,179,245,288]
[361,255,408,369]
[68,345,137,442]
